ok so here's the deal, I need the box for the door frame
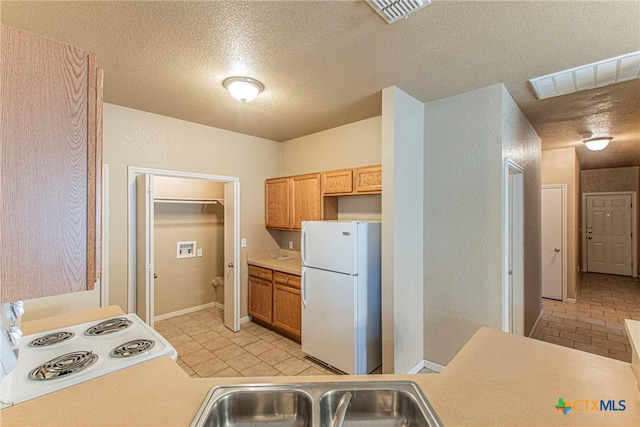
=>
[581,191,637,277]
[127,166,241,329]
[502,158,524,335]
[542,184,567,302]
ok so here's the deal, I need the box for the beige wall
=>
[423,84,542,366]
[581,166,640,274]
[153,177,225,316]
[279,116,382,176]
[154,203,223,315]
[154,176,224,199]
[104,103,282,317]
[275,116,383,250]
[541,148,580,299]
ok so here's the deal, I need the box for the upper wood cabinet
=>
[265,173,322,230]
[290,173,322,230]
[322,165,382,196]
[1,25,103,302]
[353,165,382,193]
[265,177,290,229]
[322,169,353,194]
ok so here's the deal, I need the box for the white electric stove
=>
[0,313,177,408]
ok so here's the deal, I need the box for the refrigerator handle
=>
[302,269,307,308]
[301,226,307,266]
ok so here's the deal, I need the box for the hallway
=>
[532,272,640,362]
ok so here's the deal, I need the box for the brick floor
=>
[531,272,640,362]
[157,307,437,378]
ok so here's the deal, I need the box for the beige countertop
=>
[2,308,639,426]
[626,319,640,391]
[247,249,302,275]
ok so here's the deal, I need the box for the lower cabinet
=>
[248,264,301,343]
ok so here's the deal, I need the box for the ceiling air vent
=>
[367,0,431,24]
[529,51,640,100]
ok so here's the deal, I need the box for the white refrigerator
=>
[301,220,381,375]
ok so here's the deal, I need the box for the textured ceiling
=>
[1,1,639,169]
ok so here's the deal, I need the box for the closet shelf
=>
[154,197,223,211]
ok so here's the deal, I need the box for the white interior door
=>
[135,174,155,326]
[542,186,564,300]
[503,159,524,335]
[586,194,633,276]
[223,181,239,331]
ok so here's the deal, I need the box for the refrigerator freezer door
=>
[301,266,356,374]
[301,221,357,275]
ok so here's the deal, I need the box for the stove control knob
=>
[8,326,22,346]
[12,301,25,318]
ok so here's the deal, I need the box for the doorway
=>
[502,158,524,336]
[127,167,240,331]
[541,185,566,301]
[582,192,637,277]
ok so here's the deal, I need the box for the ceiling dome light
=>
[223,77,264,102]
[583,137,612,152]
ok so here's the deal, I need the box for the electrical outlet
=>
[241,238,247,248]
[288,240,294,250]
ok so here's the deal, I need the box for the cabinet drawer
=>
[248,265,273,281]
[273,272,301,289]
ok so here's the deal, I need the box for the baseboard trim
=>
[406,360,424,374]
[528,309,544,338]
[240,316,252,325]
[154,302,218,321]
[567,298,577,304]
[215,302,224,310]
[422,360,446,373]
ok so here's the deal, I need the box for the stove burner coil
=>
[84,317,132,336]
[28,331,75,347]
[29,351,99,381]
[110,339,156,358]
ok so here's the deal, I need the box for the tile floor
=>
[531,272,640,362]
[156,307,436,378]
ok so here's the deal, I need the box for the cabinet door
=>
[322,169,353,195]
[1,25,101,302]
[273,283,301,342]
[265,178,290,229]
[353,165,382,193]
[290,173,322,230]
[248,277,273,324]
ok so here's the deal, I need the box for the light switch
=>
[197,248,203,257]
[241,238,247,248]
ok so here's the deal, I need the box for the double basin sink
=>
[189,381,442,427]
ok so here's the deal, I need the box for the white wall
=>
[422,84,541,366]
[423,85,505,366]
[501,86,542,333]
[381,86,425,374]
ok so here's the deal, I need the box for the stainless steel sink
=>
[319,384,435,427]
[190,386,313,426]
[190,382,442,427]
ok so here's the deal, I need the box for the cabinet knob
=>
[228,263,234,268]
